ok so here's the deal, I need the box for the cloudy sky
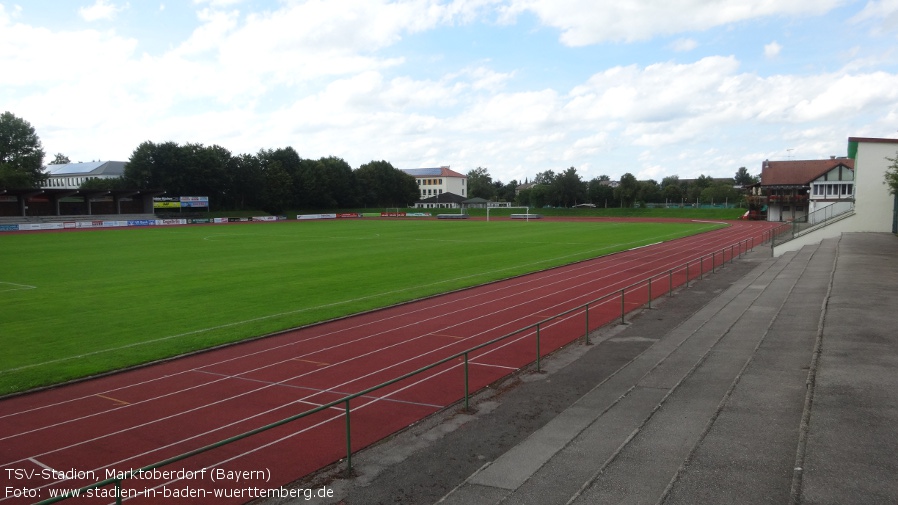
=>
[3,0,898,183]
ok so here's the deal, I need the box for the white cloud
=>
[5,1,898,184]
[669,38,698,52]
[505,0,846,45]
[0,19,139,89]
[764,41,782,58]
[193,0,245,6]
[79,0,128,22]
[850,0,898,34]
[0,4,22,22]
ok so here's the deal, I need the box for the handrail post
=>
[700,256,704,279]
[712,251,716,273]
[648,277,653,309]
[584,304,591,345]
[536,323,541,372]
[115,479,123,505]
[345,400,352,476]
[668,269,673,297]
[620,289,626,325]
[463,352,470,411]
[685,260,690,286]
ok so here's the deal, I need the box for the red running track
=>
[0,219,780,504]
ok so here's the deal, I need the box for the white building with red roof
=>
[759,157,855,222]
[400,166,467,202]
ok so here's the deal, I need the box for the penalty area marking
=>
[0,282,36,293]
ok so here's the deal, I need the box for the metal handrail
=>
[771,202,855,247]
[35,235,761,504]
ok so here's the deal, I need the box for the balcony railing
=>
[767,194,808,203]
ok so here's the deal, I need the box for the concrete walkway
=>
[286,232,898,505]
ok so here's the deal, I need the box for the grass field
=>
[0,218,726,395]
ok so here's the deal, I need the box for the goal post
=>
[486,206,532,221]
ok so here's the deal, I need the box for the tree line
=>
[0,112,421,213]
[108,141,419,213]
[465,166,759,208]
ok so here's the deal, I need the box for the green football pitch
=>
[0,218,724,395]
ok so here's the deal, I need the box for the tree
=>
[0,111,46,188]
[661,176,684,203]
[355,160,418,207]
[516,186,533,207]
[636,179,662,205]
[317,156,358,208]
[527,184,551,208]
[226,153,265,210]
[258,147,303,208]
[123,140,183,191]
[553,167,587,207]
[261,160,293,214]
[687,174,714,201]
[533,170,556,185]
[885,154,898,196]
[734,166,758,186]
[614,173,639,207]
[466,167,496,200]
[700,181,742,206]
[50,153,71,165]
[587,177,616,208]
[495,180,518,203]
[295,156,358,209]
[181,143,231,198]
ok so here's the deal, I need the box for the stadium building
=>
[756,157,855,223]
[400,166,467,204]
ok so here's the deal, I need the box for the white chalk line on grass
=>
[0,282,36,293]
[1,224,721,376]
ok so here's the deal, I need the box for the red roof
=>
[760,158,854,187]
[438,166,466,178]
